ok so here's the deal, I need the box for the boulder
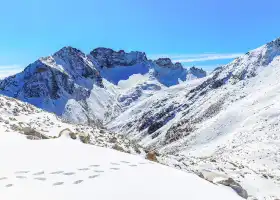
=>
[146,151,158,162]
[199,170,248,199]
[215,177,248,199]
[22,127,50,139]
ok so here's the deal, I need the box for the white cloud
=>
[0,65,24,79]
[148,53,243,63]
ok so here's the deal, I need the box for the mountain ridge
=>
[0,46,206,125]
[107,38,280,199]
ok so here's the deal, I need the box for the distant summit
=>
[90,47,147,68]
[0,46,206,124]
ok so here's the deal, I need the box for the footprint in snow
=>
[53,182,64,186]
[88,175,99,179]
[110,162,120,166]
[129,164,137,167]
[110,168,120,170]
[89,164,100,167]
[5,184,13,188]
[50,171,64,175]
[73,180,83,184]
[33,171,44,175]
[15,171,29,174]
[16,176,27,179]
[78,168,90,171]
[34,177,47,181]
[0,177,7,180]
[94,170,104,173]
[139,162,148,165]
[120,161,130,164]
[63,172,75,176]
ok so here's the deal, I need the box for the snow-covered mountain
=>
[0,47,206,125]
[108,38,280,147]
[108,38,280,199]
[1,38,280,199]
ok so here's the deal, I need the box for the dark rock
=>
[22,127,50,139]
[90,47,147,68]
[146,151,158,162]
[216,178,248,199]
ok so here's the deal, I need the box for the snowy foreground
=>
[0,133,242,200]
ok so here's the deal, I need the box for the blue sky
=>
[0,0,280,77]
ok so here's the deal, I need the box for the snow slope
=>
[0,132,242,200]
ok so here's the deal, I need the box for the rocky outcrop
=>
[189,66,207,78]
[0,47,107,117]
[154,58,183,69]
[53,46,103,87]
[215,177,248,199]
[90,47,147,68]
[197,170,248,199]
[0,47,103,99]
[146,151,158,162]
[22,127,51,140]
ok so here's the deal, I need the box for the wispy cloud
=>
[0,65,24,79]
[148,53,243,63]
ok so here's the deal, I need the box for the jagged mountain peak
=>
[89,47,147,68]
[175,62,183,68]
[189,66,207,78]
[90,47,147,56]
[190,37,280,97]
[234,37,280,67]
[155,58,173,66]
[266,37,280,48]
[53,46,85,57]
[154,58,183,69]
[107,37,280,148]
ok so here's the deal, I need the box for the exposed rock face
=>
[146,151,158,162]
[192,170,248,199]
[215,178,248,199]
[0,46,103,100]
[155,58,172,67]
[0,47,105,117]
[253,37,280,66]
[22,127,50,140]
[90,47,147,68]
[117,83,162,107]
[189,66,207,78]
[1,65,89,114]
[53,47,103,86]
[155,58,183,69]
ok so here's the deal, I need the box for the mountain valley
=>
[1,38,280,199]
